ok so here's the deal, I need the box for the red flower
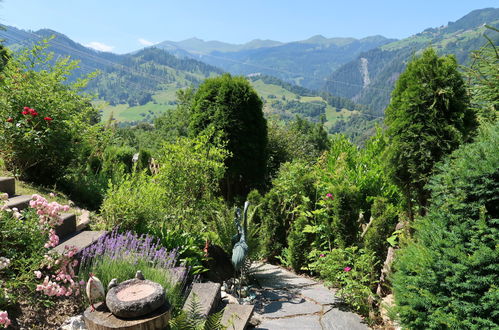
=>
[22,110,29,115]
[44,117,53,121]
[6,117,13,122]
[29,109,38,116]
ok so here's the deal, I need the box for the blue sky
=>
[1,0,497,54]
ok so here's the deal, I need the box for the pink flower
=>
[343,267,352,272]
[34,270,43,278]
[0,310,11,327]
[6,117,13,123]
[325,193,334,200]
[320,253,325,258]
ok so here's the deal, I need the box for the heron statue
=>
[231,201,249,298]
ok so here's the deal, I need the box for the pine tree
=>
[189,74,268,200]
[385,48,476,216]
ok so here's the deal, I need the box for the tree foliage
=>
[392,122,499,329]
[189,74,268,199]
[385,48,476,215]
[467,26,499,123]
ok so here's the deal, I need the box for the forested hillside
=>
[325,8,499,114]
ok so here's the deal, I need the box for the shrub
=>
[100,170,167,233]
[392,122,499,329]
[258,161,316,262]
[309,246,378,317]
[328,183,361,248]
[363,197,399,267]
[287,215,314,272]
[0,42,98,184]
[154,131,228,229]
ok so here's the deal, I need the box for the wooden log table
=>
[83,302,170,330]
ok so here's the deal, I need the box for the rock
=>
[249,313,262,327]
[222,292,240,305]
[221,304,254,330]
[106,279,166,319]
[320,308,369,330]
[377,247,395,297]
[61,315,87,330]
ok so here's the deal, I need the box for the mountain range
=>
[154,35,395,90]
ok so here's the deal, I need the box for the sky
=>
[0,0,497,54]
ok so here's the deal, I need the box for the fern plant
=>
[169,294,226,330]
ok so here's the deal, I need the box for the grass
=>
[251,79,298,100]
[324,106,358,129]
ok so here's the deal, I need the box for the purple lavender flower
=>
[80,229,179,271]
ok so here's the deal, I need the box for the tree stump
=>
[83,302,170,330]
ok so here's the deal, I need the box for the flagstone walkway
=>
[250,263,370,330]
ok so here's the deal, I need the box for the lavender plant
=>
[79,230,186,310]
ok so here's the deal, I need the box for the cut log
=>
[84,302,170,330]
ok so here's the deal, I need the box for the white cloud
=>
[138,38,157,46]
[85,41,115,52]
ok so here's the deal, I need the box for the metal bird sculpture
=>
[231,201,250,299]
[232,201,249,272]
[86,273,105,312]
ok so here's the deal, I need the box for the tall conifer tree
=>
[385,48,476,216]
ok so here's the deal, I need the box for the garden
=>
[0,27,498,329]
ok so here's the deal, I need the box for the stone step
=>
[222,304,255,330]
[53,230,106,255]
[0,177,15,196]
[55,213,77,240]
[4,195,31,211]
[183,282,221,317]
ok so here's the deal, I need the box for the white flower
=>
[0,257,10,270]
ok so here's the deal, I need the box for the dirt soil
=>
[7,289,85,329]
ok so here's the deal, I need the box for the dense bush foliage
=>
[392,122,499,329]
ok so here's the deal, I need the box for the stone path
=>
[250,263,369,330]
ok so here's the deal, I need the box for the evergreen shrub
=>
[392,123,499,329]
[363,197,399,267]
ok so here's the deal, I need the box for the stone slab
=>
[221,304,254,330]
[297,284,340,305]
[252,263,316,290]
[183,282,221,317]
[262,300,321,318]
[256,315,322,330]
[55,213,77,240]
[0,177,15,196]
[320,308,369,330]
[4,195,31,211]
[84,301,170,330]
[54,230,107,254]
